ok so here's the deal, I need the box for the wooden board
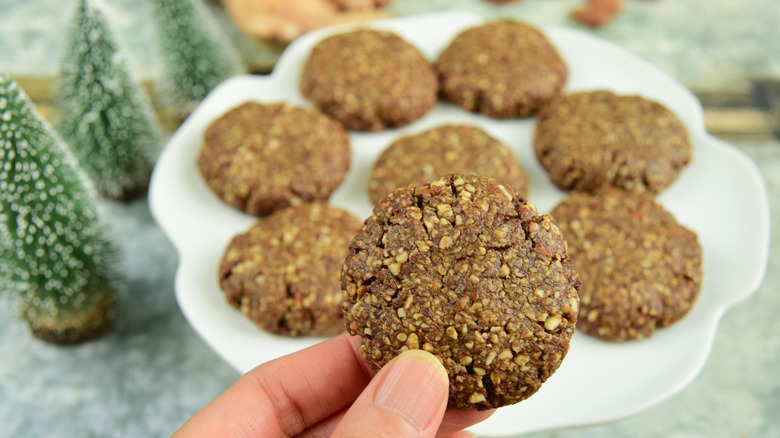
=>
[10,76,184,134]
[11,75,780,141]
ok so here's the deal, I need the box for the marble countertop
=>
[1,1,778,437]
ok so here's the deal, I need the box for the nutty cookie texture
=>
[197,101,350,216]
[300,29,438,131]
[551,189,702,341]
[436,20,567,118]
[342,174,581,409]
[367,124,529,205]
[534,90,691,194]
[220,203,362,337]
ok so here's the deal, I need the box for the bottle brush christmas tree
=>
[0,74,119,344]
[55,0,161,202]
[150,0,245,116]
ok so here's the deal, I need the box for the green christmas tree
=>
[150,0,245,115]
[0,74,118,344]
[55,0,161,202]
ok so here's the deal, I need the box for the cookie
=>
[367,124,529,204]
[300,29,438,131]
[534,90,691,194]
[436,20,567,118]
[342,174,580,409]
[197,101,350,216]
[219,203,362,336]
[550,189,702,341]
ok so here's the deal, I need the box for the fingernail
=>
[373,349,449,431]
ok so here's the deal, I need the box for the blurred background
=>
[1,0,778,436]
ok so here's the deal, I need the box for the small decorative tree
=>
[150,0,246,116]
[0,74,119,344]
[55,0,161,202]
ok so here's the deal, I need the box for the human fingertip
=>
[373,349,449,431]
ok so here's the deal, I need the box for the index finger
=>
[173,333,372,438]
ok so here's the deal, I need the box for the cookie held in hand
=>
[342,174,581,409]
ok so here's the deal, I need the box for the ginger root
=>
[222,0,393,43]
[571,0,625,28]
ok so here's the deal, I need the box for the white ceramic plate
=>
[149,11,770,437]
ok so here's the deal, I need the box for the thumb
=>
[332,349,450,438]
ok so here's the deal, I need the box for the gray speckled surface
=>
[0,200,238,437]
[1,1,779,437]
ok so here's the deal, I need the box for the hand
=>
[173,333,493,438]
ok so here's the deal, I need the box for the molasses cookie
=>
[219,203,362,337]
[197,101,350,216]
[300,29,438,131]
[534,90,691,194]
[342,174,580,409]
[436,20,567,118]
[551,188,702,341]
[367,125,529,204]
